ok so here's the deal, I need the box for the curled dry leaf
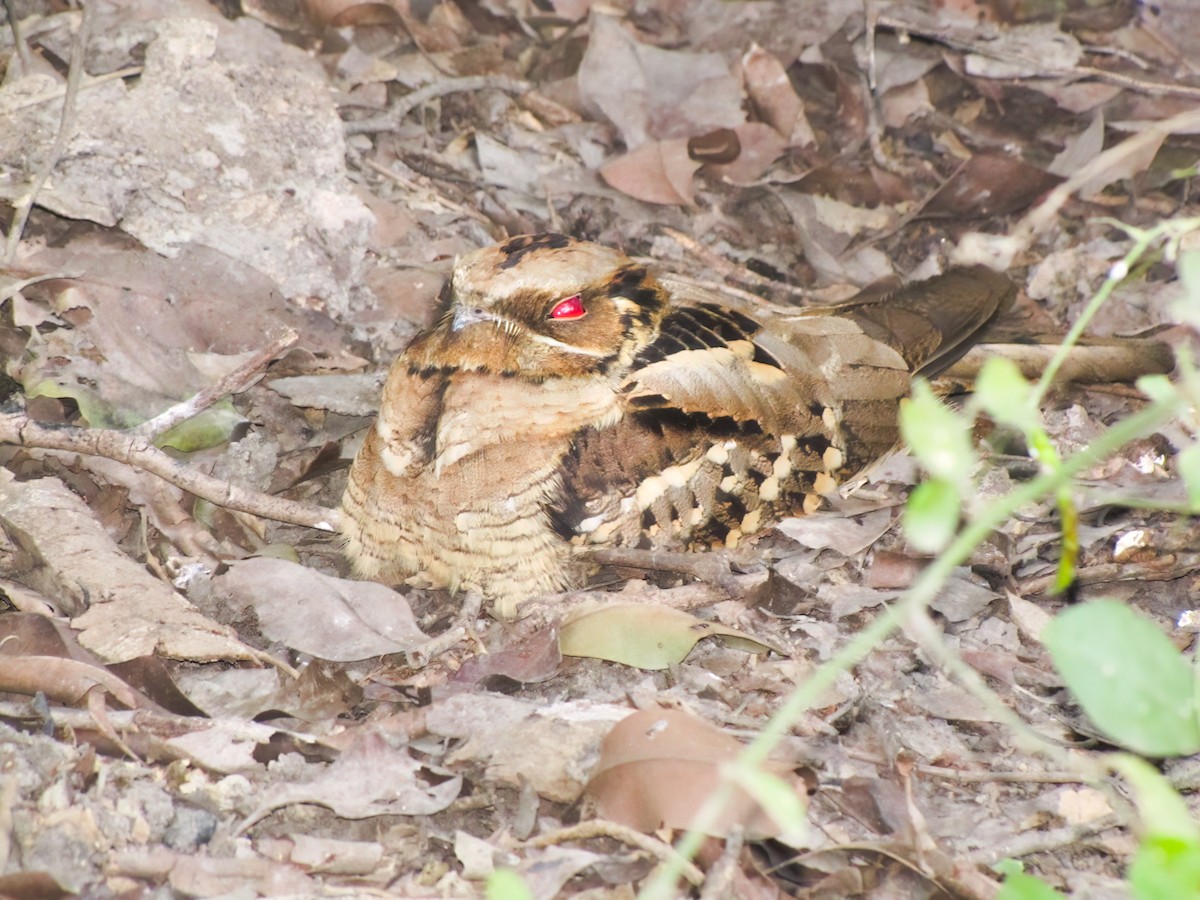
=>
[425,693,628,803]
[742,43,815,147]
[452,625,563,688]
[110,847,320,897]
[585,708,800,839]
[775,508,894,555]
[704,123,787,186]
[558,602,785,670]
[268,373,382,417]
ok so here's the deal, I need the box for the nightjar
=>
[342,234,1015,617]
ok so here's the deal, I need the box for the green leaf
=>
[904,479,960,553]
[24,379,142,430]
[1111,756,1200,900]
[997,870,1067,900]
[723,763,808,847]
[1136,374,1179,405]
[1129,835,1200,900]
[900,381,976,482]
[1044,601,1200,756]
[975,357,1034,429]
[155,401,246,452]
[1174,250,1200,329]
[486,869,533,900]
[1110,755,1200,844]
[1177,444,1200,511]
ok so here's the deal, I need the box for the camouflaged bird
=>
[342,233,1016,617]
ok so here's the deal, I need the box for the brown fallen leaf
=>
[918,153,1062,220]
[578,14,745,149]
[599,139,701,206]
[585,707,801,839]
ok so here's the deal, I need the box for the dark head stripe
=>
[498,233,572,269]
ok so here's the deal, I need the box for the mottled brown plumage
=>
[342,234,1016,616]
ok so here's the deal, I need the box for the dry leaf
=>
[0,473,255,663]
[578,14,744,149]
[585,708,798,838]
[239,731,462,832]
[212,557,428,661]
[599,140,700,205]
[559,603,783,670]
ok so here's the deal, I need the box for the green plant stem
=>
[1031,218,1200,406]
[638,395,1183,900]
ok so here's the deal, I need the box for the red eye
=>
[549,295,586,319]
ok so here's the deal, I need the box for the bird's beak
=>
[451,306,493,332]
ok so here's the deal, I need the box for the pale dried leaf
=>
[0,472,255,663]
[578,14,744,148]
[212,557,428,661]
[240,731,462,831]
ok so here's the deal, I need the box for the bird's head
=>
[408,234,670,379]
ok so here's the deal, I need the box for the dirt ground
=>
[1,0,1199,897]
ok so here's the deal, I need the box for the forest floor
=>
[1,0,1199,897]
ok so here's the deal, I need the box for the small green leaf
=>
[997,870,1067,900]
[155,401,246,452]
[1128,834,1200,900]
[904,479,960,553]
[900,380,976,482]
[1110,755,1200,844]
[24,379,142,430]
[1177,444,1200,511]
[1044,601,1200,756]
[486,869,533,900]
[1136,374,1179,405]
[975,357,1034,429]
[723,762,808,847]
[1174,250,1200,329]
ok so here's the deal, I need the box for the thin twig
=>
[346,75,531,135]
[2,327,334,529]
[3,4,92,265]
[3,0,34,74]
[4,66,142,114]
[1,414,339,531]
[405,591,483,668]
[132,329,299,440]
[522,819,706,887]
[877,14,1200,100]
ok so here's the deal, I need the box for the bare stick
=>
[3,0,34,74]
[877,13,1200,100]
[3,330,336,532]
[3,4,92,265]
[346,75,531,135]
[522,820,706,887]
[133,329,299,440]
[1,413,340,531]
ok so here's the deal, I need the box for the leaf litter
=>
[0,0,1197,897]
